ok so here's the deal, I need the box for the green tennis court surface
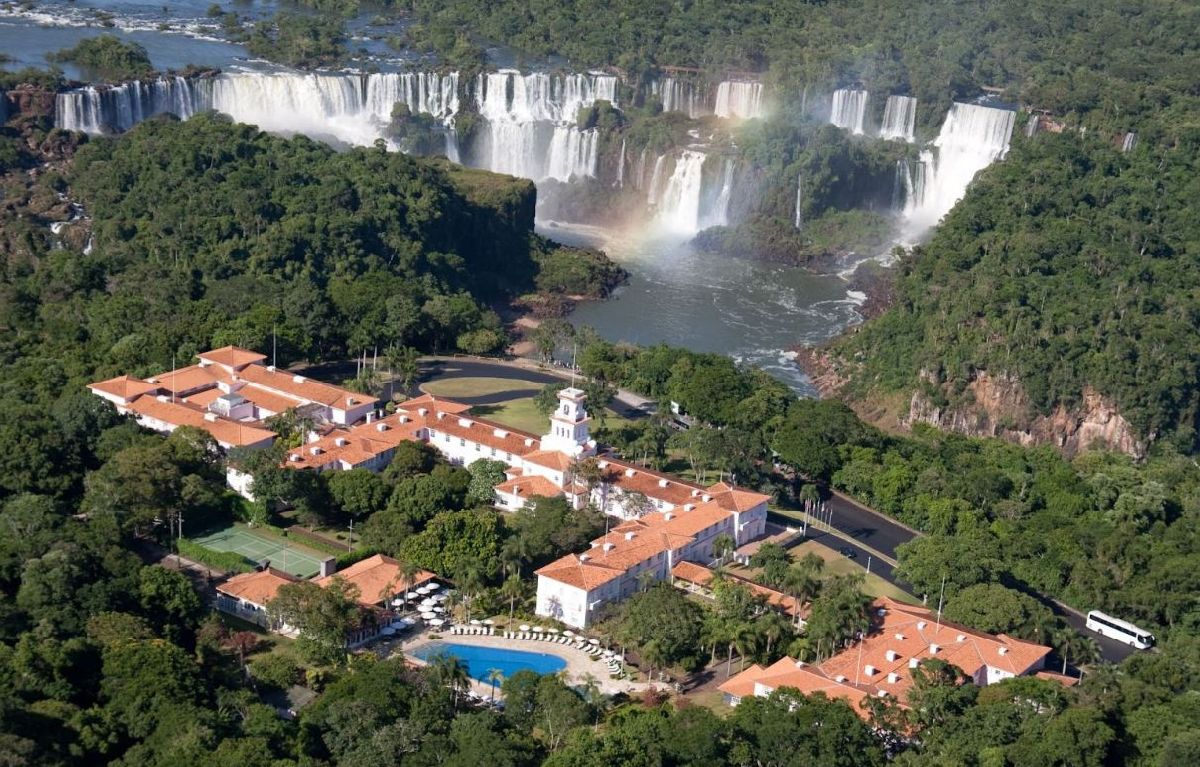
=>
[192,526,326,578]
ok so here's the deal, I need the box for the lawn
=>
[787,539,922,605]
[472,398,550,435]
[422,376,544,399]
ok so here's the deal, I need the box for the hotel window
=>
[459,438,465,447]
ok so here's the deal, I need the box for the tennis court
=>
[192,526,326,578]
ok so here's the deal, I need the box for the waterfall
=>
[830,89,869,135]
[701,159,735,229]
[56,75,203,133]
[901,103,1015,237]
[646,154,667,203]
[545,125,598,182]
[651,77,704,118]
[880,95,917,142]
[714,81,764,119]
[633,148,648,189]
[895,158,926,211]
[616,138,626,187]
[1122,132,1136,152]
[655,150,706,233]
[1025,115,1040,137]
[55,71,463,148]
[473,69,614,181]
[794,174,803,230]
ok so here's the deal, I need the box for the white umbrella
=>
[519,624,531,632]
[483,619,495,625]
[421,611,436,620]
[433,594,448,602]
[429,618,445,626]
[563,630,574,637]
[433,606,444,613]
[547,628,559,634]
[470,619,481,625]
[425,583,441,591]
[533,627,545,633]
[588,638,600,645]
[406,591,420,599]
[417,585,432,594]
[391,598,404,607]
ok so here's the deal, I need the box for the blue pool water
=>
[413,642,567,683]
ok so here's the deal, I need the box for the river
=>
[3,1,865,395]
[540,222,863,395]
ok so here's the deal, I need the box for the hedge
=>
[177,539,254,574]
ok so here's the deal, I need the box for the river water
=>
[3,1,865,394]
[541,222,863,394]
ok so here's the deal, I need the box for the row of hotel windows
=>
[432,430,513,463]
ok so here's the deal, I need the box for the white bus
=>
[1085,610,1155,649]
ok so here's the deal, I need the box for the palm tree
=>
[758,611,791,661]
[1054,628,1101,675]
[429,653,471,708]
[385,345,421,398]
[711,533,735,566]
[641,639,668,682]
[782,561,822,629]
[455,563,484,624]
[733,622,760,672]
[500,574,524,624]
[399,560,421,612]
[701,613,728,667]
[500,535,529,578]
[485,667,504,702]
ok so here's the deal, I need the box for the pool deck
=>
[399,632,652,697]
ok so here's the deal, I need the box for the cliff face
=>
[904,371,1147,458]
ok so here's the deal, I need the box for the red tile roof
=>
[197,345,267,369]
[88,375,161,402]
[125,396,276,448]
[315,554,436,606]
[217,568,299,606]
[237,365,376,412]
[495,474,563,500]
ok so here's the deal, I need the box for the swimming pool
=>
[413,641,567,683]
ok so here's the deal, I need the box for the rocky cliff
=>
[904,371,1147,458]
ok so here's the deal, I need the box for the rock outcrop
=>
[904,371,1147,458]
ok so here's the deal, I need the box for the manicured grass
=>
[422,376,544,398]
[787,539,922,605]
[472,398,550,435]
[686,689,734,716]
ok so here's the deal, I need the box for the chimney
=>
[287,454,301,462]
[894,633,905,641]
[458,418,472,428]
[876,689,888,697]
[917,621,927,630]
[691,489,701,497]
[658,478,669,488]
[863,665,877,676]
[909,658,919,669]
[625,468,636,477]
[664,512,673,521]
[998,646,1008,656]
[418,408,428,416]
[956,634,966,643]
[524,438,534,447]
[334,437,348,447]
[267,365,276,372]
[603,542,615,552]
[309,446,323,455]
[702,494,712,502]
[204,412,218,422]
[929,643,940,654]
[834,675,847,683]
[376,423,389,432]
[292,375,306,383]
[318,557,337,577]
[579,553,590,562]
[684,503,695,511]
[494,428,509,438]
[399,415,410,424]
[887,672,900,684]
[347,397,357,405]
[624,532,636,541]
[885,650,899,662]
